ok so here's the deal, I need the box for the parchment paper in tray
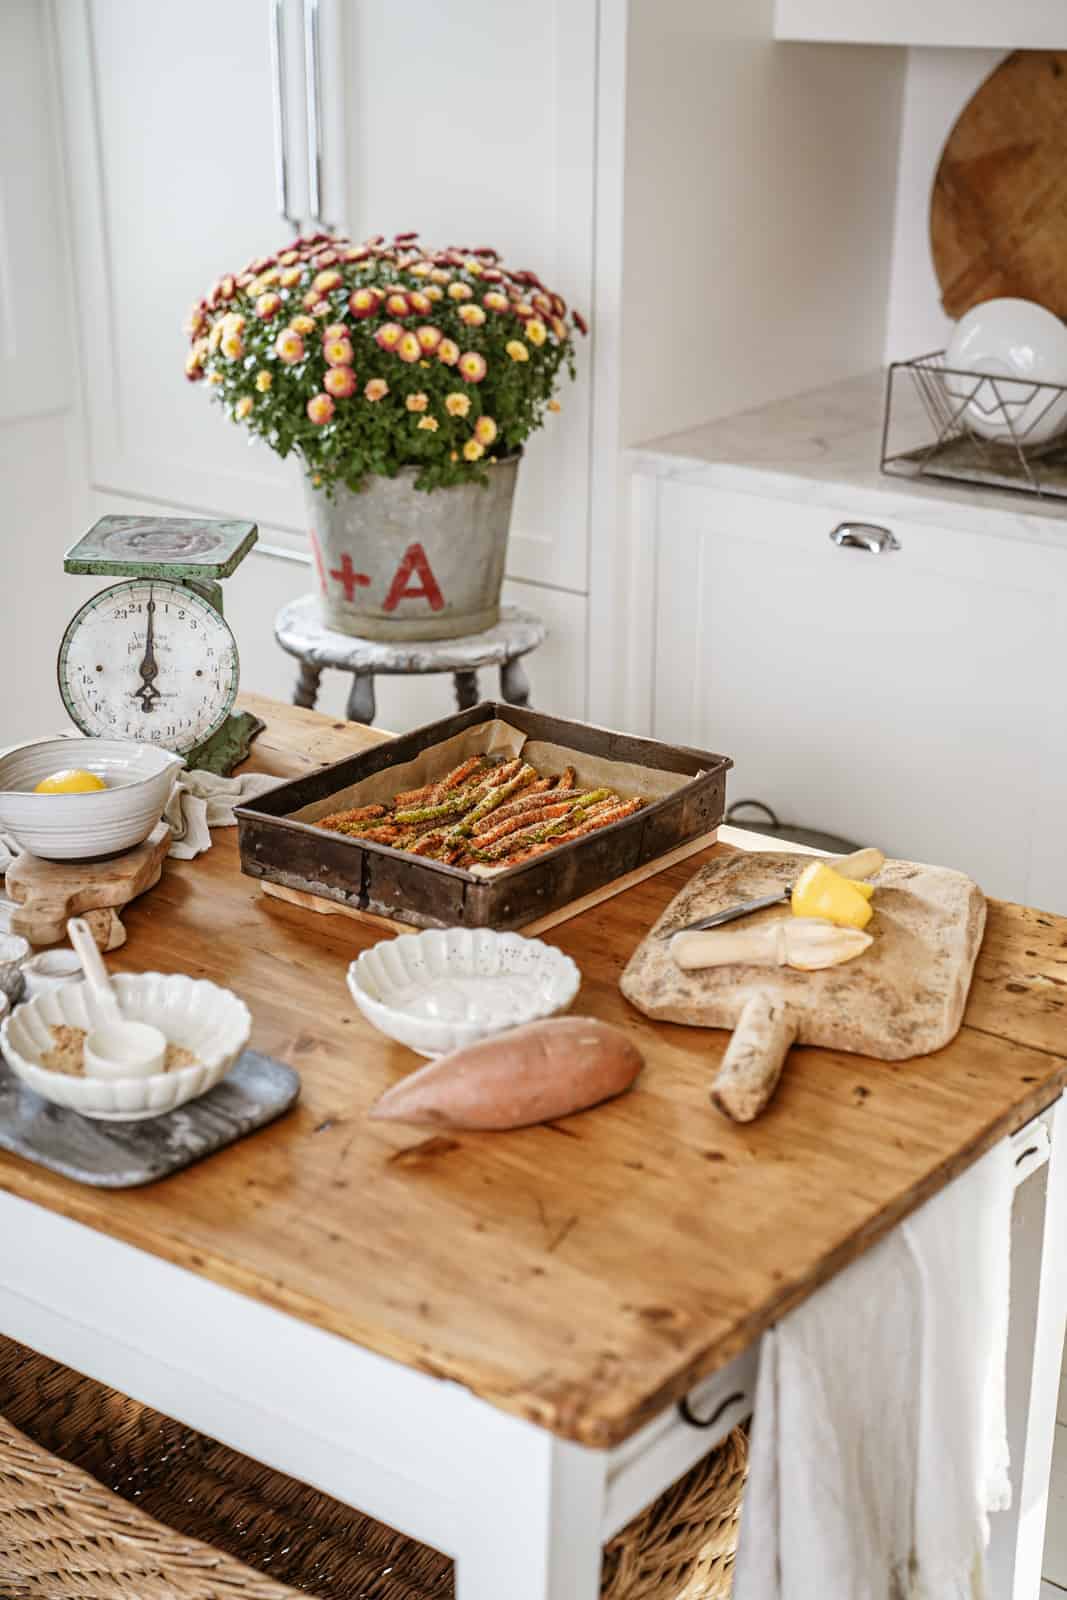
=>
[290,720,696,831]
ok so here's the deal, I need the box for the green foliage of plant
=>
[184,232,584,494]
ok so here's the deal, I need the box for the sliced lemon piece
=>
[791,861,873,930]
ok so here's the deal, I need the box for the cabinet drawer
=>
[651,480,1067,905]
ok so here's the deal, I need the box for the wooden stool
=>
[274,594,547,725]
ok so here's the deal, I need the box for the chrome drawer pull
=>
[829,522,901,554]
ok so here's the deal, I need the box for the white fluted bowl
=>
[0,972,251,1120]
[0,738,183,861]
[348,928,581,1056]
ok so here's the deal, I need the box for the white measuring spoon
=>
[67,917,166,1080]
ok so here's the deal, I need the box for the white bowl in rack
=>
[944,297,1067,446]
[0,972,251,1120]
[347,928,581,1056]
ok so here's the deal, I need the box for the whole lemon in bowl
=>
[34,769,109,795]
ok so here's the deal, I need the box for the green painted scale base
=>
[62,516,264,776]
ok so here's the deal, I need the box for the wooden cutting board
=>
[620,851,986,1120]
[931,50,1067,321]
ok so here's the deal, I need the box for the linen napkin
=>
[163,769,283,860]
[733,1137,1014,1600]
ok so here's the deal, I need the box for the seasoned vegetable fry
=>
[314,755,646,871]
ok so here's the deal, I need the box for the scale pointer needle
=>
[133,589,161,713]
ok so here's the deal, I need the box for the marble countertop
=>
[629,370,1067,548]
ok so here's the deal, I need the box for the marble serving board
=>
[0,1049,299,1188]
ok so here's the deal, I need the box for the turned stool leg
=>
[454,670,480,711]
[293,660,322,710]
[500,655,531,707]
[346,672,377,725]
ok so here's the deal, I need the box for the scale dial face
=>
[58,580,239,755]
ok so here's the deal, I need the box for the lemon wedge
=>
[791,860,873,930]
[34,768,108,795]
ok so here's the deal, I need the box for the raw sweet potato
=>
[369,1017,643,1130]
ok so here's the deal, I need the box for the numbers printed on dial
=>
[58,580,239,755]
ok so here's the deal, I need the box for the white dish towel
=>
[163,769,283,860]
[733,1137,1014,1600]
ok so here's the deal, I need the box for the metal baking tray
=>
[235,702,731,931]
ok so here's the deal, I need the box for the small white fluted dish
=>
[0,972,251,1120]
[944,297,1067,445]
[348,928,581,1056]
[0,738,183,861]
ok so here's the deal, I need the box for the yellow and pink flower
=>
[430,267,450,285]
[385,292,411,318]
[215,275,236,302]
[364,378,388,401]
[424,284,444,303]
[275,328,305,364]
[344,244,371,263]
[405,392,429,413]
[184,349,205,381]
[572,309,589,336]
[458,351,487,383]
[185,305,206,338]
[437,338,460,366]
[474,415,498,446]
[255,370,273,392]
[483,291,509,314]
[448,281,473,302]
[234,395,254,420]
[416,324,443,353]
[280,266,303,288]
[324,365,357,398]
[458,304,487,328]
[302,290,323,311]
[445,391,470,417]
[525,319,547,346]
[348,287,381,319]
[375,322,403,351]
[417,415,439,431]
[312,268,343,294]
[463,439,485,462]
[396,331,422,364]
[306,393,335,425]
[220,330,244,360]
[323,322,348,343]
[409,261,432,278]
[290,313,316,335]
[550,315,567,341]
[255,292,282,321]
[408,290,432,315]
[279,249,300,266]
[324,336,354,367]
[505,339,529,363]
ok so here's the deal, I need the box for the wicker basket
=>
[0,1336,746,1600]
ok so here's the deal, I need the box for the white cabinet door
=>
[651,480,1067,906]
[55,0,311,534]
[331,0,596,593]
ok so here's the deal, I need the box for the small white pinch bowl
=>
[348,928,581,1056]
[0,738,183,862]
[21,948,84,1000]
[0,973,251,1120]
[944,297,1067,445]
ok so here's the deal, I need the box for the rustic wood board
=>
[0,692,1064,1448]
[0,1049,299,1189]
[6,823,172,948]
[260,828,720,939]
[931,50,1067,320]
[620,852,986,1057]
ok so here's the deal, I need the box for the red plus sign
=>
[329,553,371,602]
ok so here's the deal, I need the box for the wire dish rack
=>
[881,352,1067,501]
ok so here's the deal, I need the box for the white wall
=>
[883,47,1005,362]
[620,0,906,445]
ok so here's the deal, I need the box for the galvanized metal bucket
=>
[304,456,520,641]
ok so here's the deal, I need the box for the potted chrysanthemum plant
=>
[184,231,585,641]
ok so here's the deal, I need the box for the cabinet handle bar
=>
[269,0,299,232]
[303,0,332,231]
[830,522,901,554]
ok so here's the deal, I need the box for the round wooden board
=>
[931,50,1067,322]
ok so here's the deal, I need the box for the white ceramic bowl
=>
[944,297,1067,445]
[348,928,581,1056]
[0,972,251,1120]
[0,738,183,861]
[21,948,84,1000]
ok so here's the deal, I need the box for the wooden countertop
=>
[2,692,1065,1448]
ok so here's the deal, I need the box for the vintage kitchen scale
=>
[59,515,263,774]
